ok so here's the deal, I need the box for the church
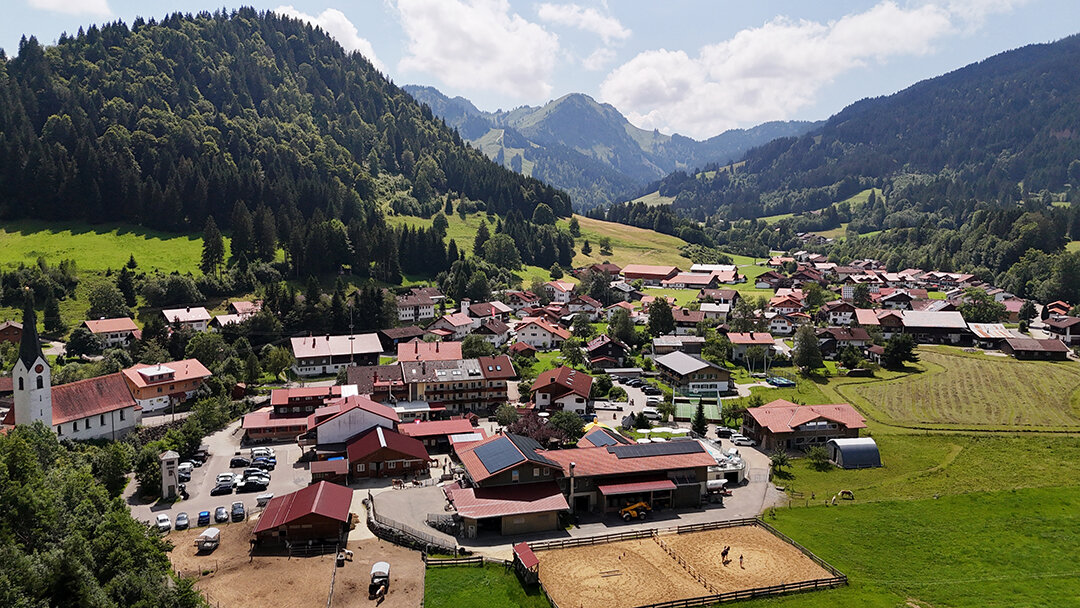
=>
[2,300,141,441]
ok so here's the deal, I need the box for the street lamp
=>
[569,462,576,515]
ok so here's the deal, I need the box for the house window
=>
[356,463,365,472]
[387,461,396,469]
[100,414,105,425]
[36,376,43,389]
[72,421,78,431]
[18,377,23,390]
[56,425,62,435]
[157,388,162,393]
[543,468,550,476]
[534,467,540,477]
[511,470,520,482]
[119,409,125,421]
[85,417,91,428]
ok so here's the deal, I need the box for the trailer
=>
[194,527,220,552]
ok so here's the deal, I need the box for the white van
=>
[641,406,661,421]
[250,447,275,459]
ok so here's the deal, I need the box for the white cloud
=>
[600,1,963,139]
[395,0,559,100]
[536,3,630,44]
[582,47,615,71]
[944,0,1030,26]
[28,0,110,16]
[274,6,385,72]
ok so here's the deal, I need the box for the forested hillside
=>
[0,8,567,283]
[405,85,817,209]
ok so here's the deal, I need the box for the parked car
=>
[732,435,757,447]
[251,458,276,471]
[210,483,233,496]
[231,501,246,522]
[214,506,229,523]
[250,447,276,459]
[641,406,661,420]
[174,512,190,530]
[230,456,251,468]
[715,427,736,439]
[197,510,211,526]
[178,470,191,482]
[642,386,662,396]
[237,478,269,493]
[178,462,194,475]
[155,514,171,532]
[216,472,236,486]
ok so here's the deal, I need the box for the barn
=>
[826,438,882,469]
[252,481,353,545]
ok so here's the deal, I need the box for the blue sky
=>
[3,1,1077,139]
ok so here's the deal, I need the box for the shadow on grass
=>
[4,219,202,241]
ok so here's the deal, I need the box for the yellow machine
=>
[619,502,651,521]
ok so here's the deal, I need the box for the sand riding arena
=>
[533,519,846,608]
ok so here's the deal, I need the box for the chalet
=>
[790,267,825,286]
[0,320,22,344]
[821,300,856,326]
[1001,298,1025,323]
[769,296,804,315]
[83,317,139,348]
[253,482,353,545]
[816,327,871,358]
[876,290,917,310]
[755,270,787,289]
[608,280,642,302]
[290,333,382,376]
[652,334,705,356]
[161,306,211,332]
[699,302,730,322]
[396,293,436,323]
[900,311,969,344]
[767,256,794,268]
[832,266,863,281]
[450,434,568,536]
[585,334,629,369]
[855,309,904,339]
[377,326,426,352]
[396,340,463,362]
[1044,316,1080,346]
[741,399,867,451]
[543,440,717,514]
[603,301,637,321]
[727,332,776,361]
[121,359,212,413]
[662,272,718,290]
[1001,337,1069,360]
[346,355,515,415]
[545,280,575,303]
[508,341,537,358]
[242,386,358,442]
[568,295,603,320]
[227,300,263,316]
[672,307,705,335]
[532,366,592,414]
[515,318,571,350]
[210,314,244,329]
[468,300,513,322]
[654,351,730,396]
[472,318,511,347]
[1046,301,1071,316]
[428,312,477,340]
[698,288,738,305]
[622,264,679,286]
[766,313,796,336]
[503,290,541,311]
[587,262,622,276]
[346,425,430,478]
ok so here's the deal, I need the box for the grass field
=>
[1067,240,1080,253]
[841,347,1080,431]
[628,191,676,207]
[0,220,223,273]
[424,564,551,608]
[739,486,1080,608]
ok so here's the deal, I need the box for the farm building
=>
[741,399,866,452]
[622,264,679,285]
[252,481,353,545]
[827,438,882,469]
[290,333,382,376]
[967,323,1024,349]
[398,418,478,453]
[654,352,730,396]
[1001,337,1069,360]
[345,425,430,478]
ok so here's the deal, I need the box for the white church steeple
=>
[12,292,52,429]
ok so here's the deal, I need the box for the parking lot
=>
[125,420,313,531]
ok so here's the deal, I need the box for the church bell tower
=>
[12,293,52,429]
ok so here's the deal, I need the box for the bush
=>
[806,446,833,471]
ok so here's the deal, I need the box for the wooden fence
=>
[367,491,458,554]
[529,527,657,551]
[631,576,847,608]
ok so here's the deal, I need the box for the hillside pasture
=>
[842,347,1080,430]
[0,220,219,273]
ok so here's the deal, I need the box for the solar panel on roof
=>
[608,441,705,459]
[586,431,618,447]
[474,437,525,473]
[506,434,559,467]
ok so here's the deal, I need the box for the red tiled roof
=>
[598,478,676,496]
[542,443,717,477]
[746,399,867,434]
[509,342,537,354]
[517,318,571,340]
[122,359,212,389]
[446,481,568,519]
[242,407,312,431]
[41,373,137,425]
[397,340,463,362]
[0,377,12,393]
[533,366,593,399]
[672,308,705,324]
[161,307,211,323]
[252,481,352,533]
[478,355,516,380]
[310,395,400,431]
[83,317,138,334]
[514,543,540,569]
[1004,338,1069,353]
[269,386,345,407]
[310,459,349,475]
[346,426,429,462]
[622,264,679,279]
[398,418,476,438]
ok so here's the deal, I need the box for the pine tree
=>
[569,217,581,237]
[793,325,823,371]
[200,215,224,275]
[473,221,490,253]
[126,254,138,269]
[230,201,254,261]
[43,292,65,333]
[691,403,708,436]
[581,240,592,255]
[116,267,137,307]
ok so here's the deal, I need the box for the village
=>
[2,244,1073,608]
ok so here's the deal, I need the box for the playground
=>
[536,525,838,608]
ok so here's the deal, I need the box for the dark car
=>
[210,483,233,496]
[214,506,229,523]
[178,470,191,482]
[174,512,190,530]
[197,511,211,526]
[237,478,269,493]
[231,501,246,522]
[251,458,275,470]
[229,456,251,468]
[715,427,735,439]
[642,386,662,395]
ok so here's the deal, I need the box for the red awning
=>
[597,479,677,496]
[513,543,539,570]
